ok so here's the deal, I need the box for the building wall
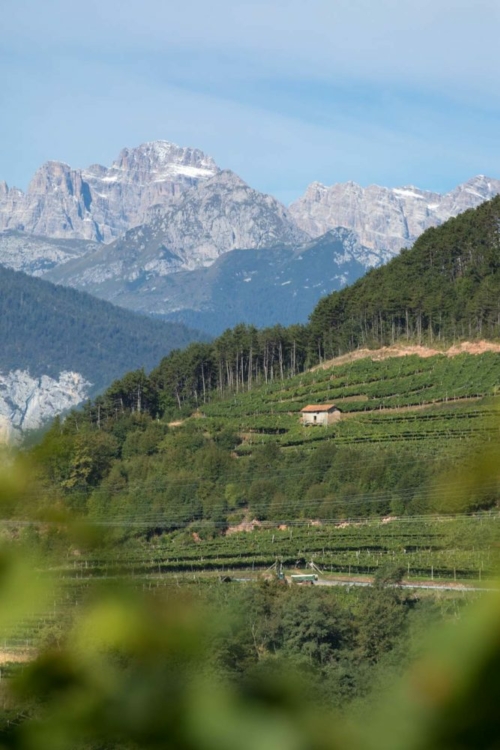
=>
[302,409,341,426]
[326,409,342,425]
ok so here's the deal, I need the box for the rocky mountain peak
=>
[149,169,309,267]
[27,161,90,202]
[85,140,220,186]
[0,141,221,242]
[290,175,500,256]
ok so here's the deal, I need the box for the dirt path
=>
[315,576,496,593]
[0,649,35,665]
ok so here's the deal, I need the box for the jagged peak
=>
[111,140,220,174]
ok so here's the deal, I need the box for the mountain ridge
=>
[44,169,308,290]
[289,174,500,255]
[1,139,500,338]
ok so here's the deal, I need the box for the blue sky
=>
[1,0,499,203]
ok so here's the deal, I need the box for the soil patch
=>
[314,341,500,371]
[226,519,262,535]
[0,649,35,665]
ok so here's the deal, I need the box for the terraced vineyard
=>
[6,347,494,657]
[64,513,499,583]
[1,512,496,663]
[199,352,500,453]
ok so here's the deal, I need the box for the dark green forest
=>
[0,264,206,390]
[310,195,500,359]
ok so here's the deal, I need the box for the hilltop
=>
[309,195,500,358]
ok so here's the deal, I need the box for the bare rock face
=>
[0,370,90,443]
[0,231,99,276]
[289,176,500,257]
[46,170,309,292]
[145,170,309,269]
[0,141,220,242]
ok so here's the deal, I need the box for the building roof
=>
[300,404,337,413]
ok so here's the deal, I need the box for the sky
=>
[1,0,499,203]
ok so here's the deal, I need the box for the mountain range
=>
[289,174,500,256]
[2,140,499,334]
[1,139,500,436]
[0,141,219,242]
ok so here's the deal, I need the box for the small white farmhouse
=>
[300,404,341,426]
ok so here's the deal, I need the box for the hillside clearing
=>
[313,340,500,371]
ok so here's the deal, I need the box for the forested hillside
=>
[83,195,500,412]
[0,264,205,390]
[28,351,500,538]
[309,195,500,358]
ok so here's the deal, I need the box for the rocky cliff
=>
[289,175,500,256]
[0,263,206,441]
[0,141,219,242]
[0,370,90,443]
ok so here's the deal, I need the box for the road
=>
[314,578,497,592]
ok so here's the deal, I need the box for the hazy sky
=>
[1,0,499,202]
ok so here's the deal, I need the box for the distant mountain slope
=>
[309,195,500,358]
[0,141,220,242]
[44,170,308,289]
[0,265,205,439]
[289,175,500,256]
[0,265,203,383]
[42,228,375,335]
[0,230,97,275]
[156,229,376,335]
